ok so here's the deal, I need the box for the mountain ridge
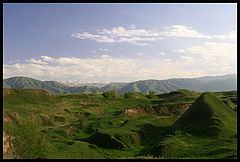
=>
[3,74,237,94]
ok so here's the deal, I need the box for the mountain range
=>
[3,74,237,94]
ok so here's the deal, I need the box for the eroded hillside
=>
[3,88,237,159]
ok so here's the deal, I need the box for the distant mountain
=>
[3,76,68,94]
[57,80,110,88]
[110,74,237,94]
[3,76,102,94]
[101,82,129,91]
[3,74,237,94]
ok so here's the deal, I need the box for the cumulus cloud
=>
[1,55,187,81]
[162,25,236,40]
[71,25,235,47]
[98,48,112,52]
[180,56,195,63]
[159,52,166,55]
[172,49,185,53]
[99,26,160,37]
[71,32,116,43]
[226,30,237,40]
[129,24,136,29]
[26,58,48,64]
[162,25,212,39]
[212,30,237,40]
[172,41,237,74]
[4,55,138,81]
[41,56,55,62]
[137,52,144,56]
[4,39,237,81]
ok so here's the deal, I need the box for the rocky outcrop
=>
[123,103,192,117]
[153,103,192,116]
[3,131,17,159]
[223,98,237,110]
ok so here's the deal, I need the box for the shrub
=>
[102,91,111,98]
[147,91,157,99]
[124,92,133,98]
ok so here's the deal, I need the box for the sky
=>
[3,3,237,82]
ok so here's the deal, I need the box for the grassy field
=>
[3,88,237,159]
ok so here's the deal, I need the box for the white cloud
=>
[71,26,164,46]
[41,56,55,62]
[212,30,237,40]
[129,24,136,29]
[162,25,236,40]
[98,48,112,52]
[226,30,237,40]
[99,26,160,37]
[26,58,48,64]
[4,40,236,81]
[137,52,144,56]
[172,49,185,53]
[173,41,237,75]
[180,56,194,62]
[162,25,212,39]
[71,32,116,43]
[159,52,166,55]
[71,25,235,47]
[3,55,199,81]
[213,35,226,39]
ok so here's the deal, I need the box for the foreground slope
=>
[3,88,189,159]
[3,88,237,159]
[151,92,237,159]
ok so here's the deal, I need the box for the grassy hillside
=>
[3,88,237,159]
[151,92,237,159]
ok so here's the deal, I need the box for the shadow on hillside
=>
[136,124,172,157]
[150,99,164,105]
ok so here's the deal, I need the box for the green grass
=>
[3,88,237,159]
[150,92,237,159]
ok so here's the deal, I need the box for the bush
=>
[102,91,111,98]
[147,91,157,99]
[124,92,133,98]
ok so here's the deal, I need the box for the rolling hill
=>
[3,88,237,159]
[151,92,237,158]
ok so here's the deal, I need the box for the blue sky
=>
[3,3,237,82]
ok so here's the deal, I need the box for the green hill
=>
[3,88,237,159]
[151,92,237,159]
[157,89,200,104]
[171,92,236,136]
